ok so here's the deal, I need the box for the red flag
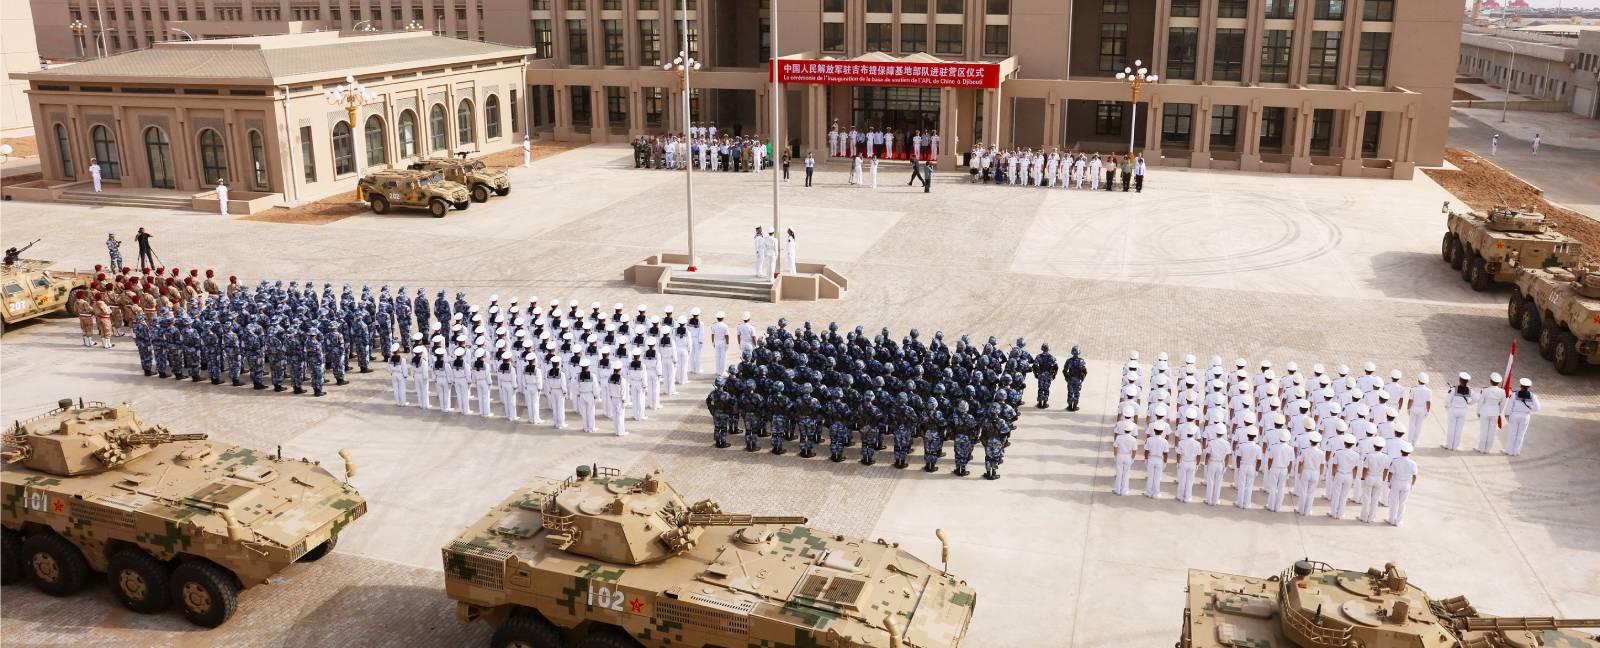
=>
[1500,340,1516,428]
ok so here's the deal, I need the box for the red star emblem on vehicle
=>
[1496,243,1505,248]
[628,597,645,613]
[52,499,65,513]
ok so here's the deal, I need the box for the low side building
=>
[10,31,533,206]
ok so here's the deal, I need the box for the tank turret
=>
[2,398,208,475]
[537,464,806,565]
[1577,269,1600,299]
[1484,205,1549,233]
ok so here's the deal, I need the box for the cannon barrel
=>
[685,514,809,526]
[123,432,209,444]
[1463,617,1600,631]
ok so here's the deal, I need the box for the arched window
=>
[90,124,121,180]
[197,128,227,185]
[54,123,73,178]
[457,98,475,145]
[248,130,269,189]
[485,95,501,139]
[429,104,447,151]
[398,109,418,159]
[332,121,354,175]
[143,127,174,189]
[364,115,386,166]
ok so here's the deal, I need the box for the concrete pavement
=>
[1449,107,1600,221]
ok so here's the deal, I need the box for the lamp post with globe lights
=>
[666,47,702,271]
[70,19,89,58]
[1115,61,1157,158]
[324,74,379,196]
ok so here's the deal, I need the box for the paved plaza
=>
[1,145,1597,647]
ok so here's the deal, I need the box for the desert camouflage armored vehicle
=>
[1178,560,1600,648]
[2,239,92,331]
[359,168,471,217]
[1,399,366,627]
[1508,265,1600,374]
[444,465,976,648]
[409,156,510,203]
[1441,202,1584,291]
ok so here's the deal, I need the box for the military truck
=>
[1508,265,1600,374]
[1,399,367,627]
[358,168,472,218]
[1441,202,1584,291]
[443,465,976,648]
[408,156,510,203]
[1177,559,1600,648]
[2,240,92,332]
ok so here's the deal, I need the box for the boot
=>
[770,447,785,456]
[82,336,93,347]
[954,467,969,477]
[232,378,243,386]
[799,448,814,458]
[191,374,201,382]
[102,338,114,349]
[714,440,729,449]
[211,378,221,385]
[314,389,326,397]
[274,385,285,392]
[984,468,999,481]
[359,367,372,374]
[830,452,844,463]
[1037,402,1047,409]
[336,378,348,386]
[254,381,267,390]
[744,444,758,453]
[293,386,304,394]
[894,459,907,469]
[923,463,939,473]
[144,370,154,377]
[159,372,170,378]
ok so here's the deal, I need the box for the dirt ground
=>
[1425,146,1600,264]
[240,140,582,225]
[1,135,38,158]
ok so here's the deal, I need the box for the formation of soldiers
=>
[827,122,939,161]
[966,145,1146,192]
[72,265,236,349]
[632,125,772,173]
[704,324,1084,480]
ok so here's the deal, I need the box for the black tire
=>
[296,533,336,563]
[1553,333,1583,375]
[20,532,89,597]
[1507,293,1526,328]
[1519,307,1543,342]
[494,186,510,196]
[429,199,448,218]
[370,195,391,214]
[1,527,21,586]
[1460,252,1476,281]
[471,184,491,203]
[1449,240,1466,270]
[1441,233,1455,263]
[453,201,470,211]
[109,548,171,614]
[489,612,565,648]
[1469,257,1491,291]
[578,626,640,648]
[1537,320,1559,360]
[171,561,239,628]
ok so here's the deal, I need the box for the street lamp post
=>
[324,74,378,197]
[351,20,379,33]
[169,27,195,41]
[1115,60,1157,158]
[770,0,782,276]
[1499,41,1518,123]
[666,24,702,272]
[69,20,87,58]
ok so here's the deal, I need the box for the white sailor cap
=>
[1307,432,1323,444]
[1157,351,1169,361]
[591,301,602,309]
[1120,404,1136,418]
[1389,369,1403,380]
[1184,354,1196,365]
[638,304,648,312]
[1235,357,1248,368]
[525,352,537,361]
[1519,378,1532,387]
[716,311,726,319]
[412,345,425,354]
[580,359,591,368]
[664,305,674,313]
[1417,372,1429,384]
[1129,350,1140,361]
[742,312,752,321]
[489,294,499,302]
[1458,372,1471,381]
[1490,372,1503,383]
[390,343,401,353]
[411,332,424,341]
[469,305,480,314]
[1397,440,1414,454]
[1278,429,1292,443]
[1285,361,1298,372]
[454,348,466,357]
[474,349,487,358]
[1364,361,1377,372]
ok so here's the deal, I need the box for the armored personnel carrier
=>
[1441,203,1584,291]
[1508,265,1600,374]
[443,465,976,648]
[1,399,366,627]
[2,239,92,331]
[358,168,471,217]
[409,156,511,203]
[1178,560,1600,648]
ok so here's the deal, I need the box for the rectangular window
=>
[456,7,467,20]
[1166,27,1197,80]
[511,89,520,133]
[1361,111,1381,156]
[1103,0,1130,14]
[1264,0,1294,18]
[1314,0,1344,20]
[901,23,927,52]
[1210,105,1239,151]
[1260,30,1292,83]
[935,24,962,54]
[638,20,660,65]
[867,23,892,51]
[607,87,627,127]
[1161,103,1193,148]
[1095,101,1124,136]
[644,87,663,127]
[823,0,845,11]
[603,0,621,9]
[1307,31,1340,84]
[936,0,962,14]
[902,0,928,11]
[1259,106,1286,151]
[533,20,554,58]
[867,0,894,12]
[822,22,845,52]
[602,19,624,65]
[1212,28,1244,81]
[983,24,1008,56]
[299,126,317,182]
[1356,32,1389,85]
[568,0,586,9]
[637,0,656,9]
[1099,23,1128,74]
[686,22,699,59]
[568,20,589,64]
[570,85,592,127]
[1217,0,1247,18]
[1171,0,1199,17]
[1310,108,1334,154]
[986,0,1009,13]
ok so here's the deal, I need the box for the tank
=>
[1441,203,1584,291]
[443,465,977,648]
[1178,560,1600,648]
[1,241,92,330]
[358,168,472,217]
[1508,265,1600,374]
[408,156,511,203]
[1,399,367,627]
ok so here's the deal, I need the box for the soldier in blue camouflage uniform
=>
[1033,343,1059,409]
[222,322,243,386]
[132,315,154,375]
[706,377,733,448]
[980,403,1008,480]
[268,319,287,391]
[244,322,267,389]
[768,381,791,455]
[182,320,204,382]
[433,290,451,333]
[951,401,976,477]
[306,329,327,397]
[1061,345,1088,411]
[395,287,413,346]
[350,310,372,373]
[285,323,306,394]
[740,379,765,452]
[200,321,222,384]
[826,390,852,462]
[891,392,918,469]
[375,295,394,361]
[325,320,349,386]
[796,384,820,458]
[413,287,431,337]
[922,397,946,472]
[858,391,882,466]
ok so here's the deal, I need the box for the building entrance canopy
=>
[773,52,1003,89]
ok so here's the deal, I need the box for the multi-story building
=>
[1458,25,1600,119]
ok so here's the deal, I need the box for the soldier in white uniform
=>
[753,227,767,278]
[1442,373,1474,450]
[1089,155,1103,190]
[605,368,628,436]
[1326,436,1362,520]
[1294,432,1326,516]
[1355,361,1381,394]
[1386,442,1418,526]
[1112,425,1138,496]
[736,313,757,356]
[1232,427,1263,509]
[1404,373,1432,445]
[1174,427,1203,503]
[1501,378,1540,456]
[709,312,731,376]
[472,350,495,417]
[1143,422,1172,498]
[451,349,473,416]
[411,345,434,409]
[573,359,599,433]
[1473,372,1507,453]
[1202,427,1233,506]
[1262,428,1296,512]
[496,353,520,420]
[520,352,544,423]
[1356,437,1391,523]
[387,346,410,406]
[543,357,568,429]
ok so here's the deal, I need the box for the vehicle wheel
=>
[1507,293,1525,328]
[471,184,490,203]
[490,612,564,648]
[1553,333,1583,375]
[1449,241,1466,270]
[1469,257,1491,291]
[20,532,89,597]
[1519,307,1543,342]
[1460,252,1476,281]
[370,195,391,214]
[1441,233,1456,263]
[297,534,336,563]
[578,626,641,648]
[495,186,510,196]
[109,548,171,614]
[1537,321,1559,360]
[453,201,470,211]
[429,199,448,218]
[1,528,21,586]
[64,290,79,317]
[171,561,239,628]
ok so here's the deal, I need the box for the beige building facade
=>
[11,31,531,205]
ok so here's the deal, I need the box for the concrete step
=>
[57,192,193,209]
[668,276,772,291]
[664,282,771,298]
[662,286,773,302]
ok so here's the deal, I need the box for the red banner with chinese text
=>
[772,59,1000,89]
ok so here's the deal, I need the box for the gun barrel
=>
[125,432,209,443]
[1464,617,1600,631]
[685,514,809,526]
